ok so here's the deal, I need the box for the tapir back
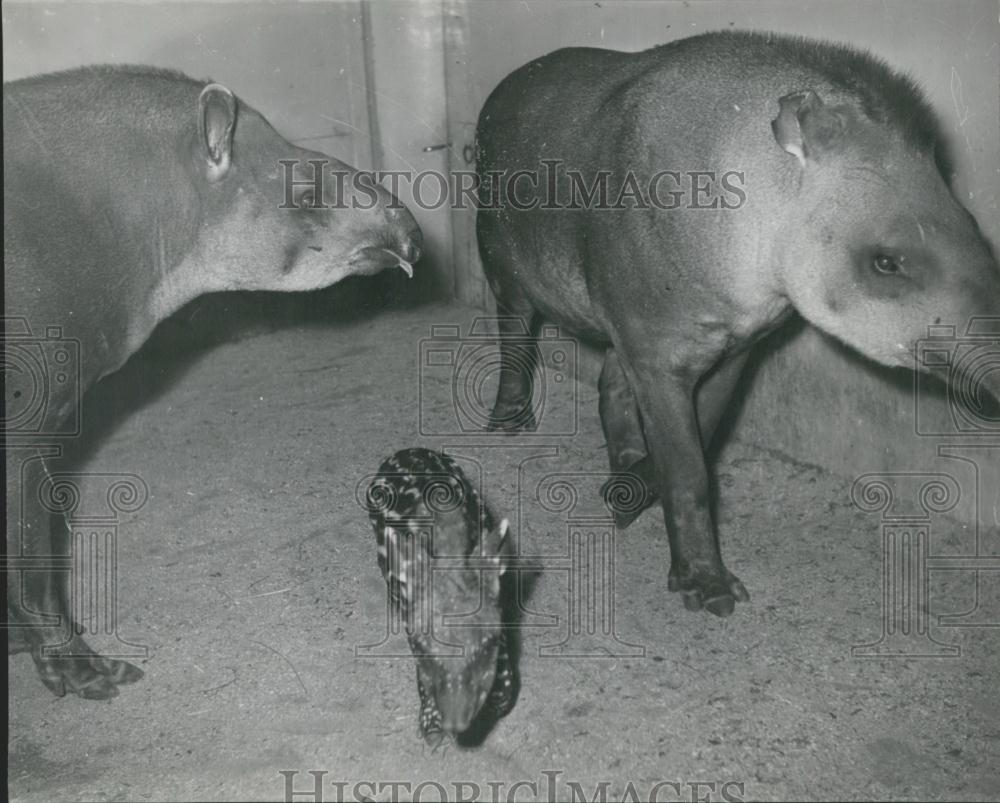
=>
[479,31,942,182]
[477,30,995,359]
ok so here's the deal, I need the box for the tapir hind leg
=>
[7,451,143,698]
[486,284,542,433]
[599,348,658,525]
[600,349,749,530]
[610,337,749,616]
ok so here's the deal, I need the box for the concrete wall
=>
[2,0,455,293]
[3,1,374,171]
[364,1,455,296]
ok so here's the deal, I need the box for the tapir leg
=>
[487,291,542,432]
[697,352,750,448]
[600,349,749,529]
[6,451,143,698]
[599,349,658,524]
[599,348,648,472]
[415,664,447,750]
[611,338,749,616]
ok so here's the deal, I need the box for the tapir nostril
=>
[403,242,422,265]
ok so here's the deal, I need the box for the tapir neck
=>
[108,155,215,369]
[6,121,208,386]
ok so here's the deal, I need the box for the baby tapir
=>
[476,31,1000,616]
[365,448,516,748]
[5,65,422,699]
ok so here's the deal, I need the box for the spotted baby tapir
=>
[365,448,517,748]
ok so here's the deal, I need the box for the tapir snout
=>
[182,82,423,299]
[434,675,489,735]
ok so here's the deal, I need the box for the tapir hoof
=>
[668,566,750,617]
[419,720,450,752]
[486,401,537,433]
[33,638,144,699]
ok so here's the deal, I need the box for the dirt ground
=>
[8,298,1000,802]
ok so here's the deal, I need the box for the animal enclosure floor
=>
[8,302,1000,803]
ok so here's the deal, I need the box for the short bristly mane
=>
[7,63,210,89]
[721,30,945,155]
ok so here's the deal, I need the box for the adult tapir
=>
[4,65,421,698]
[476,31,1000,616]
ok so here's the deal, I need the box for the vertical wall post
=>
[442,0,489,310]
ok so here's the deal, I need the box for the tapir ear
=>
[771,90,849,167]
[198,83,237,182]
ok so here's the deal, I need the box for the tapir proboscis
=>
[476,30,1000,616]
[4,65,422,698]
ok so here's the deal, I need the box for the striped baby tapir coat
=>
[365,447,517,746]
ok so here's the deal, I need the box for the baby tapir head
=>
[181,82,421,296]
[772,86,1000,403]
[404,514,510,736]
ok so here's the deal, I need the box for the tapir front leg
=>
[415,664,447,750]
[6,450,144,698]
[600,348,749,530]
[612,342,749,616]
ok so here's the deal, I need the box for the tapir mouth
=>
[349,246,414,277]
[433,677,492,734]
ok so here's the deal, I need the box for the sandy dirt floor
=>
[8,299,1000,802]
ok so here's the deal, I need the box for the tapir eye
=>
[872,254,903,275]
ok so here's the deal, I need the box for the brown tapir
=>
[476,31,1000,616]
[4,65,421,698]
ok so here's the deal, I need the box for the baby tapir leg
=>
[415,664,447,750]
